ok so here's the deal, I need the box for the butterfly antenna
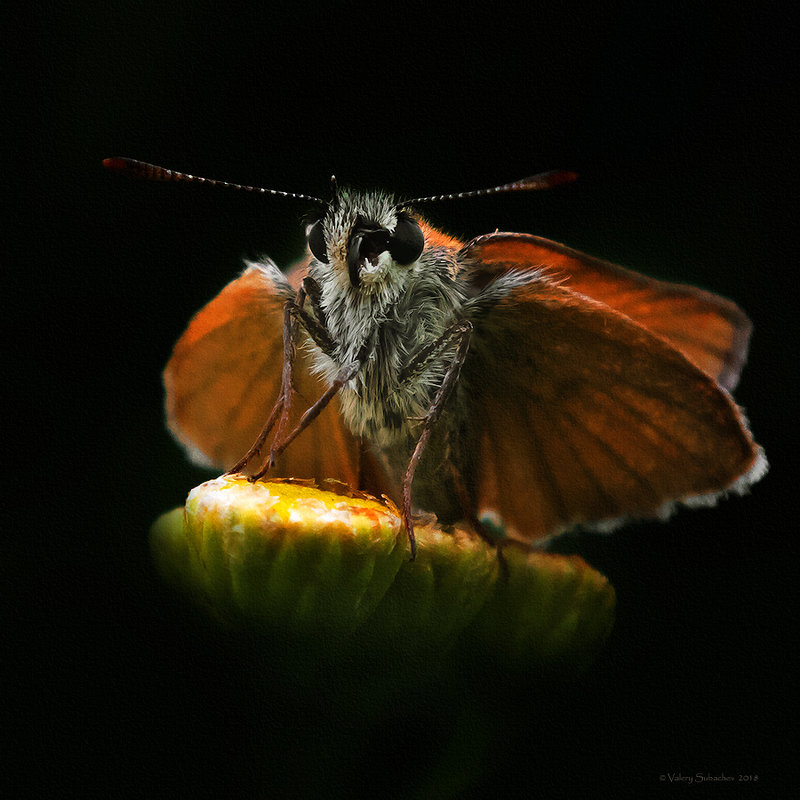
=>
[400,170,577,207]
[102,157,328,207]
[329,174,340,208]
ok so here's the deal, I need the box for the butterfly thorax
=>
[307,241,466,449]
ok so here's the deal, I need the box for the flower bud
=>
[151,479,616,680]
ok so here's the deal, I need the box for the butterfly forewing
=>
[164,264,370,486]
[461,234,751,391]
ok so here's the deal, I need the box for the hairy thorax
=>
[307,247,466,449]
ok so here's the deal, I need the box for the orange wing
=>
[462,275,765,543]
[461,234,751,391]
[164,261,379,488]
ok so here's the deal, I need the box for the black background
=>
[13,1,794,796]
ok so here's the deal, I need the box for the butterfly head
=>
[305,190,425,292]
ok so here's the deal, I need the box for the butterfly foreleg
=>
[231,279,336,479]
[269,276,339,463]
[255,278,354,472]
[291,277,336,357]
[265,342,368,469]
[401,319,473,560]
[228,286,306,477]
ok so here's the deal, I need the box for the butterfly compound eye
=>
[307,219,329,263]
[389,213,424,265]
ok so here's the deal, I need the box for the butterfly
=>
[106,158,767,557]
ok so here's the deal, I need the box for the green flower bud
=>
[150,478,615,681]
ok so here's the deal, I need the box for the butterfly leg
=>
[265,298,304,472]
[230,278,342,479]
[227,395,285,475]
[402,320,473,560]
[263,349,366,469]
[292,277,336,356]
[227,297,299,476]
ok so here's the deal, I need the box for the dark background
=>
[12,1,794,796]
